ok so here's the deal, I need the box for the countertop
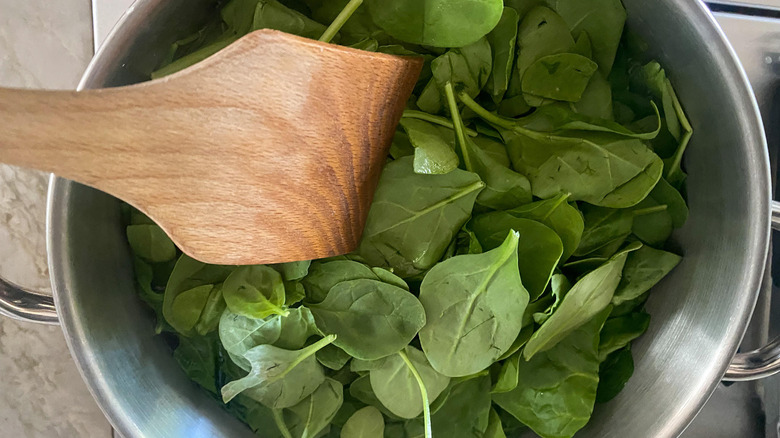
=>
[0,0,112,436]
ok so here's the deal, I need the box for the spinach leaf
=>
[574,71,614,120]
[612,245,681,306]
[524,243,639,359]
[174,335,219,394]
[522,53,598,102]
[252,0,328,38]
[163,255,234,336]
[221,335,334,408]
[532,273,571,325]
[280,378,343,438]
[302,260,378,304]
[485,408,508,438]
[273,260,311,282]
[419,231,529,377]
[514,6,575,86]
[493,308,609,438]
[470,213,563,300]
[349,375,402,420]
[599,311,650,360]
[316,344,352,371]
[357,156,484,278]
[370,346,450,419]
[631,198,673,246]
[126,224,177,263]
[486,7,521,100]
[429,376,492,436]
[507,193,584,261]
[544,0,626,74]
[491,351,520,394]
[341,406,385,437]
[274,307,321,350]
[575,205,634,257]
[309,279,426,360]
[365,0,504,48]
[222,265,288,320]
[399,118,460,175]
[219,309,281,370]
[596,346,634,403]
[432,38,493,98]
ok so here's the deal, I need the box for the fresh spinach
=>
[278,378,343,438]
[222,265,289,320]
[506,193,584,262]
[341,406,385,437]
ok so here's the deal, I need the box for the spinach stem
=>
[402,110,479,137]
[444,83,474,171]
[458,92,546,140]
[272,409,294,438]
[280,335,336,379]
[319,0,363,43]
[633,204,668,217]
[399,350,432,438]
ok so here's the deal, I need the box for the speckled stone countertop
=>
[0,1,113,436]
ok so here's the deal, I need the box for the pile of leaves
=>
[126,0,691,437]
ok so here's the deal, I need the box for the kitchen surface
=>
[0,0,779,437]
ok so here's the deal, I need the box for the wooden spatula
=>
[0,29,422,266]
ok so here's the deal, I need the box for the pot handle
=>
[723,200,780,381]
[0,276,58,325]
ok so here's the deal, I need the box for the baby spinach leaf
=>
[400,118,460,175]
[348,375,402,420]
[219,309,282,371]
[524,243,639,359]
[341,406,384,438]
[522,53,598,102]
[357,156,484,278]
[599,311,650,360]
[309,279,426,360]
[302,260,378,304]
[429,375,492,436]
[432,38,493,98]
[163,255,234,336]
[281,378,344,438]
[126,224,177,263]
[284,281,307,307]
[649,177,689,229]
[370,346,450,419]
[223,265,288,320]
[273,260,311,282]
[612,245,681,306]
[485,408,508,438]
[365,0,504,48]
[274,307,321,350]
[532,273,571,325]
[252,0,328,39]
[573,31,593,58]
[596,346,634,403]
[486,7,521,100]
[574,71,614,120]
[491,351,521,394]
[316,344,352,371]
[419,231,529,377]
[544,0,626,74]
[470,213,563,299]
[310,0,389,45]
[221,335,334,408]
[514,6,575,84]
[370,268,409,291]
[631,198,673,247]
[174,335,219,394]
[494,308,610,438]
[575,205,634,257]
[507,193,584,261]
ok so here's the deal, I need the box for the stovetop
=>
[92,1,780,436]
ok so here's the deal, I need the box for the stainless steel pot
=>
[1,0,778,436]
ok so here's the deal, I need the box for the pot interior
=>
[47,1,770,437]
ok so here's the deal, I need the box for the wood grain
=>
[0,29,423,265]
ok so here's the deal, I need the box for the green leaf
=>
[223,265,288,319]
[419,231,529,377]
[252,0,328,38]
[370,346,450,419]
[507,193,584,262]
[522,53,598,102]
[596,346,634,403]
[494,308,610,438]
[174,335,218,394]
[126,224,177,263]
[631,197,673,246]
[348,375,401,420]
[309,279,426,360]
[302,260,379,304]
[532,273,571,325]
[163,255,234,336]
[316,344,352,371]
[219,309,282,371]
[485,7,521,100]
[514,6,575,87]
[484,408,508,438]
[491,351,520,394]
[470,213,563,300]
[598,311,650,360]
[524,243,639,359]
[273,260,312,282]
[341,406,385,438]
[575,205,634,257]
[357,156,484,278]
[432,38,493,98]
[282,378,344,438]
[274,307,321,350]
[221,335,334,408]
[544,0,626,74]
[400,118,460,175]
[574,71,614,120]
[612,245,681,306]
[429,376,492,436]
[365,0,504,47]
